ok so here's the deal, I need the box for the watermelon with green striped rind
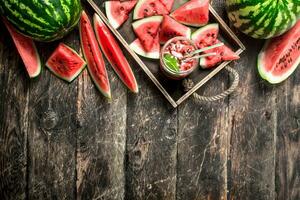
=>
[226,0,300,39]
[0,0,82,41]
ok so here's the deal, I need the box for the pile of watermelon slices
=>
[105,0,239,69]
[3,11,139,99]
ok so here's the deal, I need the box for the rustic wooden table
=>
[0,1,299,199]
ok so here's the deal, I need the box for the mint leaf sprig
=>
[163,54,180,72]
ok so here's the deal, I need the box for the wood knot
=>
[40,109,58,130]
[128,137,149,173]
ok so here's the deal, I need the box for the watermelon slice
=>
[132,15,163,52]
[133,0,169,20]
[170,0,209,27]
[105,0,137,29]
[130,34,160,59]
[93,14,138,93]
[159,0,174,12]
[200,40,239,69]
[192,23,219,49]
[159,15,191,44]
[258,20,300,84]
[3,18,41,78]
[79,11,111,98]
[46,43,86,82]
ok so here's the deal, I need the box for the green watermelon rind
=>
[129,39,160,59]
[257,41,300,84]
[0,0,82,41]
[46,44,86,83]
[225,0,300,39]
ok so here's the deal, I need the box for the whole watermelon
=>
[226,0,300,39]
[0,0,82,41]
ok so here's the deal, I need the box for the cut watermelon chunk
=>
[79,11,111,98]
[93,14,138,93]
[171,0,209,27]
[192,23,219,49]
[258,20,300,84]
[132,15,163,52]
[133,0,169,20]
[130,34,160,59]
[159,0,174,12]
[200,40,239,69]
[159,15,191,44]
[46,43,86,82]
[3,18,41,78]
[105,0,137,29]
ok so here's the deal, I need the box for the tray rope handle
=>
[183,66,239,102]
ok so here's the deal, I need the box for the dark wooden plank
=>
[27,34,79,199]
[0,23,29,200]
[227,35,276,200]
[125,65,177,200]
[176,70,229,200]
[275,75,300,200]
[76,36,127,199]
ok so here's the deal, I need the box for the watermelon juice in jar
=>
[160,37,198,80]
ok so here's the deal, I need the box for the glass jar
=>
[160,37,199,80]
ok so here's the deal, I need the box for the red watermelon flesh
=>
[79,11,111,98]
[200,40,239,69]
[130,34,160,59]
[159,0,174,12]
[192,23,219,49]
[170,0,209,27]
[46,43,86,82]
[159,15,191,44]
[133,0,169,20]
[93,14,138,93]
[3,18,41,78]
[105,0,137,29]
[258,20,300,84]
[132,16,163,52]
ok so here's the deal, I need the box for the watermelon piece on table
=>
[79,11,111,98]
[192,23,219,49]
[93,13,139,93]
[132,15,163,52]
[200,40,239,69]
[171,0,209,27]
[3,18,41,78]
[130,34,160,59]
[105,0,137,29]
[133,0,169,20]
[159,15,191,44]
[258,20,300,84]
[46,43,86,82]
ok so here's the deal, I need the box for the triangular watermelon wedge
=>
[132,16,163,52]
[3,18,41,78]
[105,0,137,29]
[171,0,209,27]
[130,34,160,59]
[159,15,191,44]
[133,0,169,20]
[200,40,239,69]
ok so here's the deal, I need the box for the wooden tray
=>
[87,0,245,108]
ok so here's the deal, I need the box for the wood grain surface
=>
[0,0,299,200]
